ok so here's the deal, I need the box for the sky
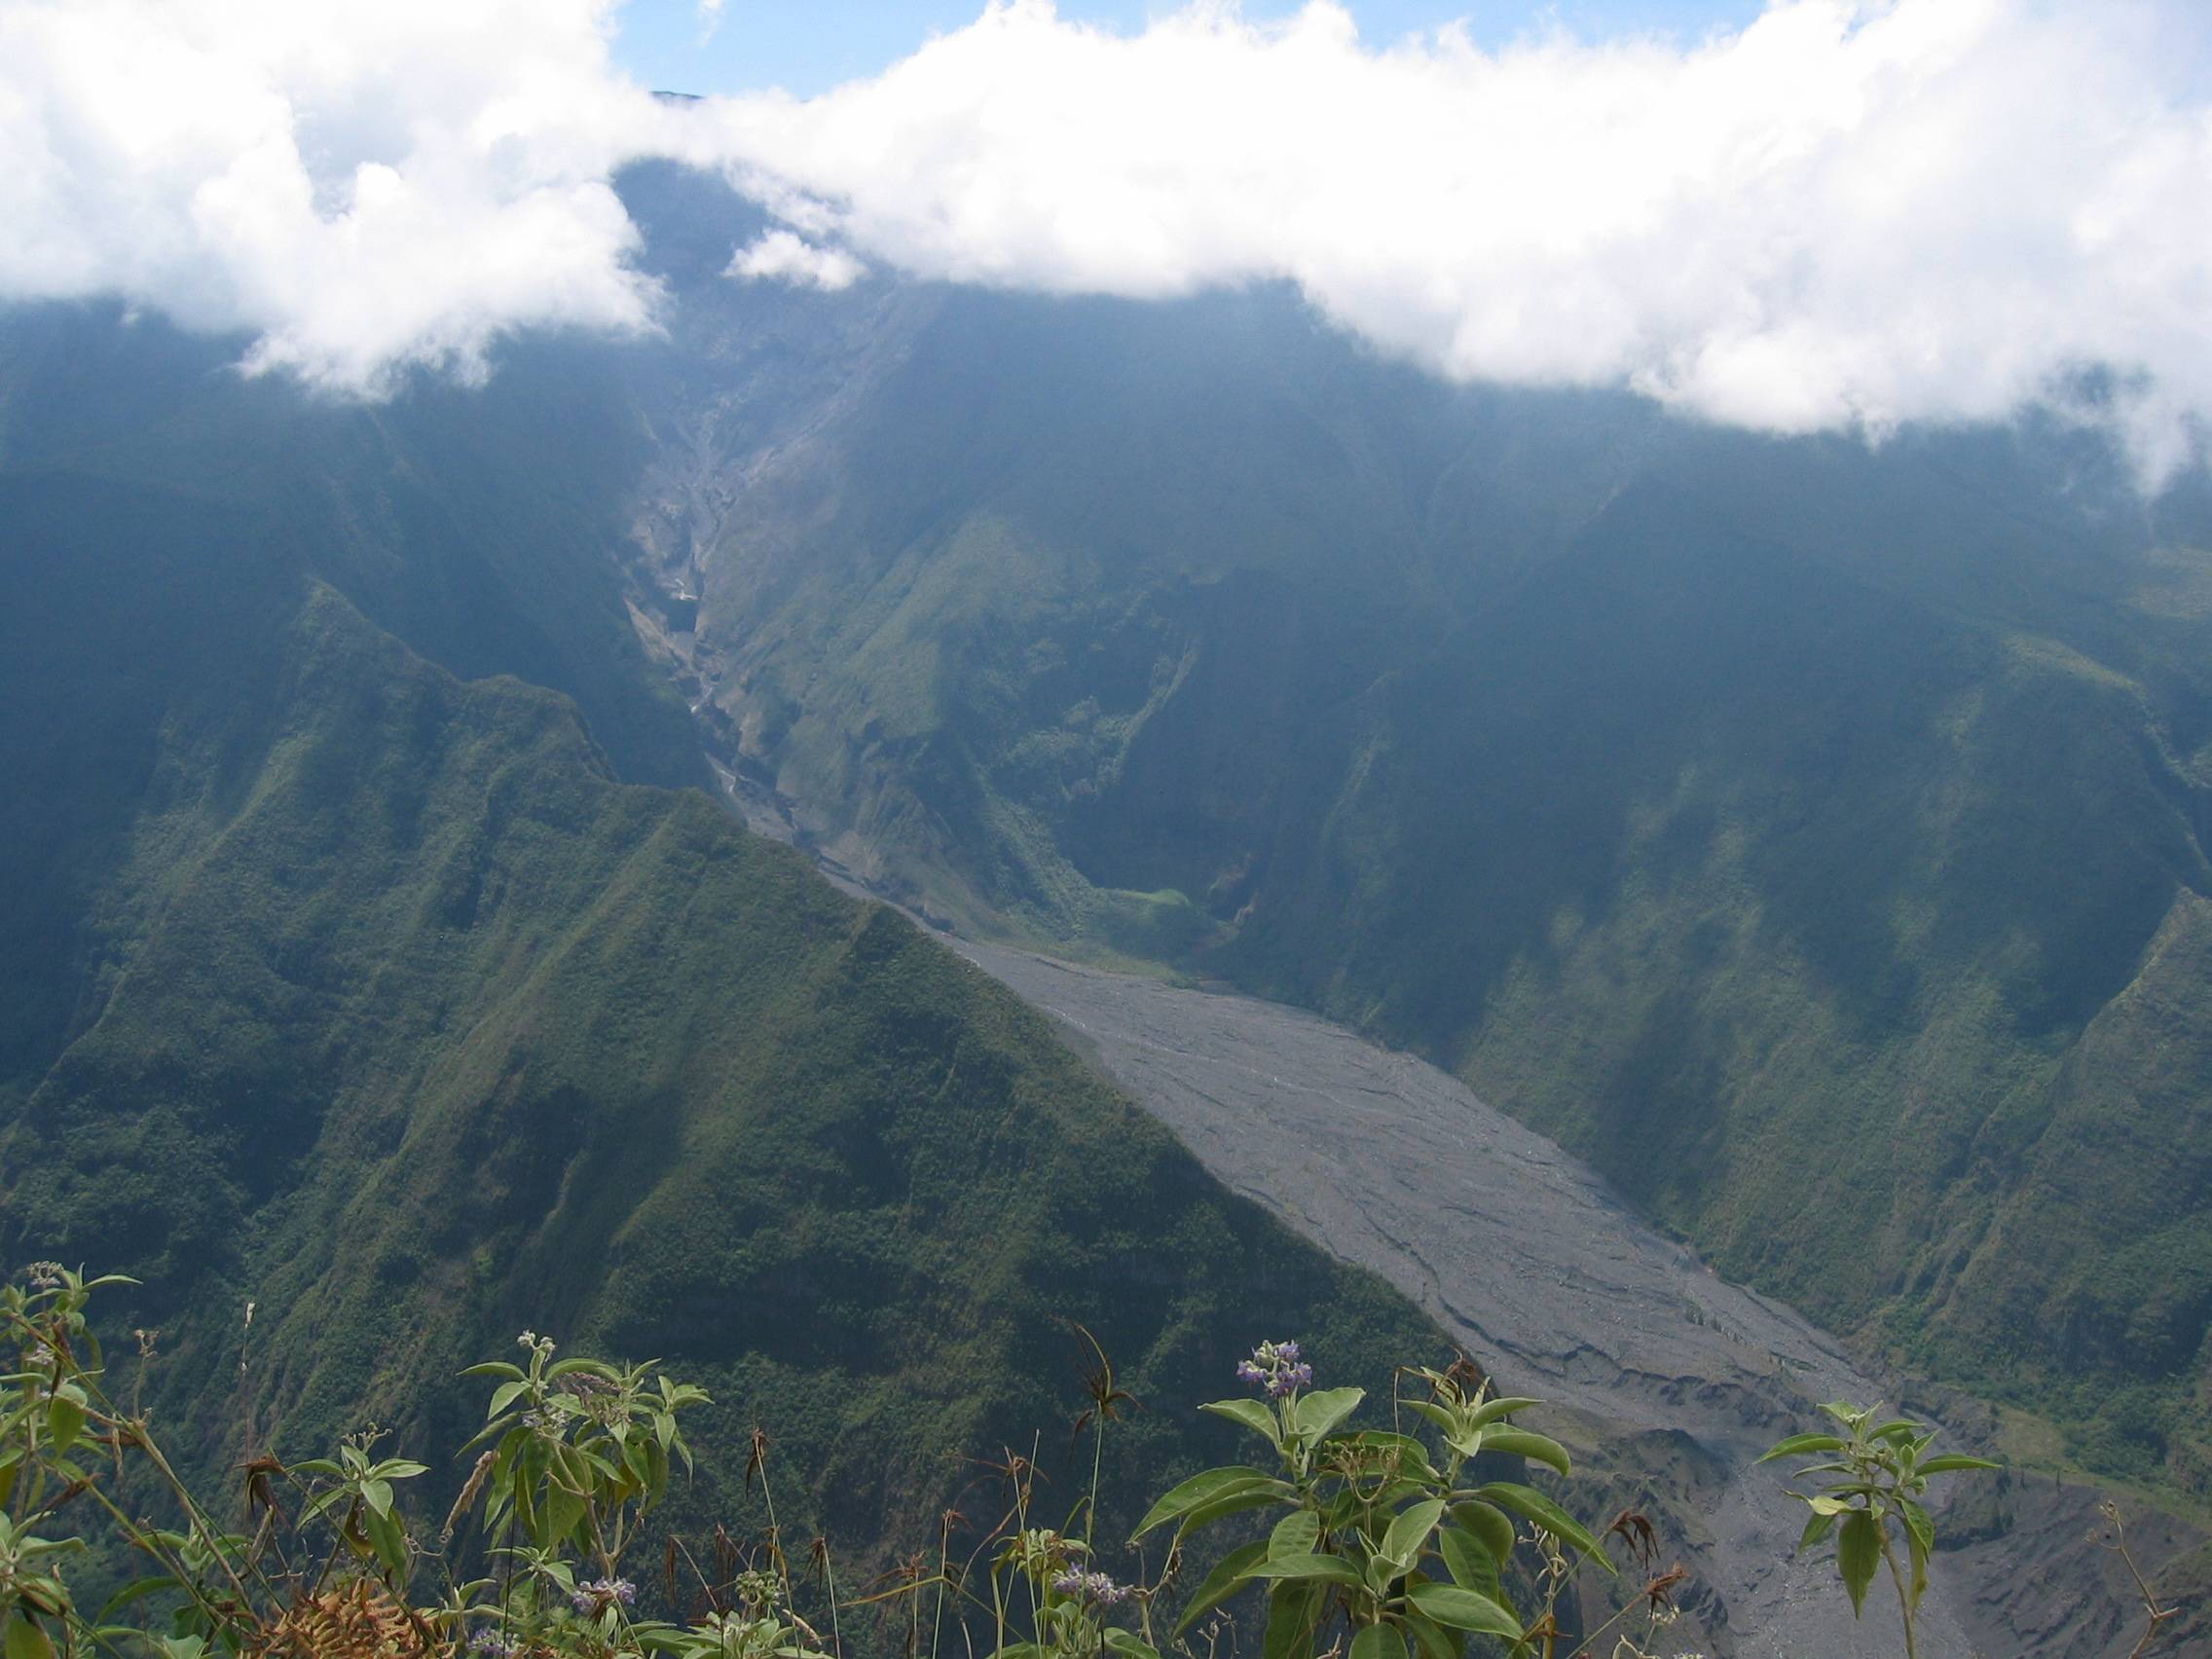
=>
[614,2,1769,98]
[4,1,2209,480]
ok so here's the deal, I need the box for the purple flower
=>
[1054,1569,1131,1607]
[1270,1363,1313,1397]
[571,1577,637,1615]
[468,1632,519,1657]
[1238,1340,1313,1398]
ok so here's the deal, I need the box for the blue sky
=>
[613,1,1770,97]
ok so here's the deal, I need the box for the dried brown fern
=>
[249,1579,445,1659]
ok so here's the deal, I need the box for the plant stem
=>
[1563,1594,1648,1659]
[1085,1413,1106,1549]
[823,1540,845,1659]
[1879,1532,1918,1659]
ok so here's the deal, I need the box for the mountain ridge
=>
[594,163,2212,1498]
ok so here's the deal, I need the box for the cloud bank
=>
[0,0,661,390]
[5,0,2209,472]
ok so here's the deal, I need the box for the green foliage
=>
[1761,1402,2000,1658]
[0,549,1442,1600]
[1137,1350,1608,1658]
[1,1271,1673,1659]
[452,1331,706,1585]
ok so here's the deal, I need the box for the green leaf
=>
[1104,1633,1161,1659]
[1448,1502,1515,1568]
[1179,1483,1300,1536]
[545,1485,586,1551]
[1403,1584,1521,1639]
[1270,1510,1320,1560]
[1174,1540,1270,1635]
[43,1396,84,1455]
[362,1503,407,1581]
[512,1465,537,1542]
[487,1381,529,1419]
[4,1614,55,1659]
[361,1479,393,1520]
[1251,1555,1364,1588]
[621,1429,652,1489]
[1296,1387,1365,1442]
[1474,1429,1569,1478]
[1134,1467,1278,1537]
[1435,1528,1499,1600]
[460,1362,528,1381]
[1201,1399,1285,1447]
[1899,1500,1935,1613]
[1350,1621,1407,1659]
[1401,1609,1459,1659]
[1381,1500,1447,1573]
[1756,1434,1847,1464]
[97,1576,182,1621]
[301,1488,350,1526]
[1467,1397,1541,1429]
[1836,1511,1880,1618]
[1914,1455,2001,1475]
[1262,1582,1323,1659]
[1469,1484,1610,1570]
[1405,1401,1457,1436]
[1797,1511,1838,1551]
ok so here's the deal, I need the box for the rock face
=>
[932,938,2202,1658]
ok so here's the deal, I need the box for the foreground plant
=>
[7,1259,2044,1659]
[0,1264,777,1659]
[1135,1345,1622,1659]
[1759,1401,1999,1659]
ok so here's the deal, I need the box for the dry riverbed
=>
[715,774,2198,1655]
[945,940,2200,1659]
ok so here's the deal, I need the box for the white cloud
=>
[697,0,725,48]
[678,0,2212,478]
[3,0,2209,477]
[727,228,866,289]
[0,0,663,392]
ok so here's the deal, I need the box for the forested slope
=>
[0,351,1441,1565]
[605,164,2212,1493]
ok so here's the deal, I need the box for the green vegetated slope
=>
[663,245,2212,1493]
[0,421,1442,1570]
[0,302,701,1110]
